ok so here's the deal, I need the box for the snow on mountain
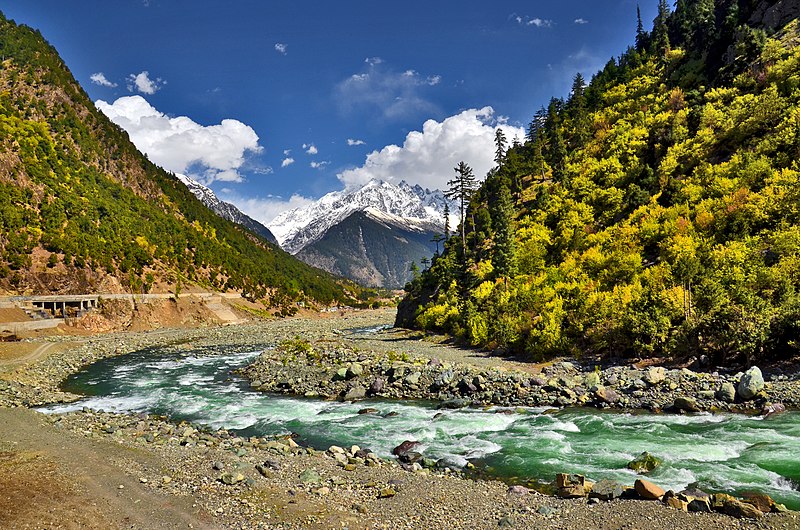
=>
[268,179,456,254]
[175,174,278,245]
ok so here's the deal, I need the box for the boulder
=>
[718,496,764,519]
[342,384,366,401]
[584,371,601,388]
[590,479,625,501]
[761,403,786,418]
[716,382,736,403]
[673,396,701,412]
[627,451,661,474]
[507,485,530,495]
[644,367,666,385]
[298,469,321,484]
[346,363,364,378]
[556,473,588,498]
[368,377,385,395]
[634,479,665,500]
[595,387,620,404]
[737,366,764,400]
[664,491,689,511]
[404,372,421,386]
[742,493,775,513]
[392,440,420,457]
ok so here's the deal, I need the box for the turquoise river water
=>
[41,341,800,509]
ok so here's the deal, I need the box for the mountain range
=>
[268,179,456,288]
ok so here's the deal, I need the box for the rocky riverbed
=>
[1,309,799,529]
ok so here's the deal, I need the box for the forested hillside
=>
[399,0,800,367]
[0,12,361,308]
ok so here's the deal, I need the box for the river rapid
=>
[42,341,800,510]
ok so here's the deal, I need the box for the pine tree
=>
[651,0,671,57]
[635,5,649,52]
[445,161,478,258]
[443,202,451,240]
[494,128,508,167]
[492,184,517,279]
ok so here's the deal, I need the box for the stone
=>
[717,382,736,403]
[404,372,421,386]
[737,366,764,400]
[212,461,225,470]
[595,387,620,404]
[627,452,662,474]
[358,408,379,415]
[342,384,366,401]
[220,472,245,485]
[556,474,587,498]
[537,506,557,516]
[673,396,701,412]
[634,479,665,500]
[720,497,764,519]
[346,363,363,378]
[761,403,786,418]
[590,479,624,501]
[584,372,601,388]
[666,496,689,511]
[314,486,331,495]
[644,367,666,385]
[742,493,774,513]
[369,377,385,395]
[378,487,396,498]
[498,515,514,527]
[335,367,349,380]
[507,485,530,495]
[298,469,321,484]
[398,451,422,464]
[392,440,420,457]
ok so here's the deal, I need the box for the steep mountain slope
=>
[399,0,800,368]
[297,209,440,288]
[175,174,278,245]
[0,12,359,308]
[269,179,452,254]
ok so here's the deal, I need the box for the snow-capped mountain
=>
[175,174,278,245]
[269,179,455,254]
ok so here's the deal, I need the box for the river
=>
[41,340,800,510]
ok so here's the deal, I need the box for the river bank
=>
[1,309,798,529]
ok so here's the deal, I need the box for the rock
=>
[398,451,422,464]
[346,363,363,378]
[644,367,666,385]
[737,366,764,400]
[498,515,514,527]
[507,485,530,495]
[458,377,477,394]
[590,479,624,501]
[220,472,245,485]
[627,452,661,474]
[595,387,620,404]
[537,506,557,516]
[378,487,396,498]
[392,440,420,457]
[298,469,321,484]
[680,488,712,512]
[212,461,225,470]
[556,473,588,498]
[761,403,786,418]
[342,384,366,401]
[742,493,774,513]
[666,495,689,511]
[634,479,665,500]
[438,399,469,409]
[404,372,421,386]
[314,486,331,495]
[584,372,601,388]
[335,367,349,380]
[673,396,700,413]
[717,495,764,519]
[717,382,736,403]
[369,377,385,395]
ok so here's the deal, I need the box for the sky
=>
[2,0,657,225]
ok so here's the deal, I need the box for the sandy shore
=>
[0,309,797,529]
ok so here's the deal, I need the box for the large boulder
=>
[737,366,764,400]
[644,367,666,386]
[634,479,665,500]
[627,451,662,474]
[716,382,737,403]
[590,479,625,501]
[556,473,590,498]
[673,396,701,412]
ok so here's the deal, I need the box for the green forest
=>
[0,12,364,309]
[399,0,800,367]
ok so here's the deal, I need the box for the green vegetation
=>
[0,12,366,309]
[399,1,800,367]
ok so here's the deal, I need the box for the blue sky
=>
[2,0,656,223]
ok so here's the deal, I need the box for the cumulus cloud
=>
[336,60,442,121]
[222,192,315,225]
[274,42,288,55]
[310,161,329,169]
[127,71,166,95]
[303,143,318,155]
[281,157,295,167]
[95,95,261,184]
[337,107,525,190]
[347,138,366,146]
[90,72,117,88]
[511,14,553,28]
[574,18,589,24]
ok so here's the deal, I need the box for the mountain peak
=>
[268,179,455,254]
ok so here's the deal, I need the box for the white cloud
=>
[126,71,166,95]
[511,13,553,28]
[90,72,117,88]
[281,157,295,167]
[574,18,589,24]
[303,143,318,155]
[336,61,442,120]
[274,42,288,55]
[347,138,366,146]
[283,149,291,155]
[310,161,329,169]
[337,107,525,190]
[222,193,315,225]
[95,95,261,184]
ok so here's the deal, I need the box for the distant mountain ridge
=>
[269,179,455,254]
[175,174,278,245]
